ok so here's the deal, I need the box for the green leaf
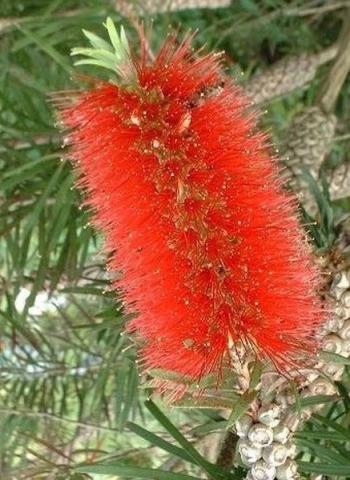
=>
[145,400,238,480]
[296,430,345,442]
[312,414,350,441]
[105,18,129,58]
[226,390,257,430]
[297,438,350,464]
[72,18,131,77]
[190,420,227,435]
[2,154,57,191]
[298,462,350,476]
[297,394,337,408]
[60,286,106,296]
[126,422,194,464]
[17,24,72,74]
[76,464,203,479]
[249,360,262,390]
[172,394,238,410]
[319,351,350,365]
[148,368,198,386]
[73,58,117,71]
[336,382,350,412]
[82,29,113,52]
[22,162,64,240]
[71,47,117,64]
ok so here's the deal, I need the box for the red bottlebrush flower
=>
[58,20,324,384]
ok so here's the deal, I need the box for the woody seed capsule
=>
[340,290,350,308]
[285,441,297,458]
[322,334,343,354]
[257,404,281,427]
[262,442,288,466]
[334,305,348,319]
[322,362,345,380]
[332,271,350,290]
[276,459,298,480]
[299,368,319,383]
[248,424,274,447]
[251,460,276,480]
[339,319,350,340]
[273,425,290,444]
[342,340,350,356]
[323,314,344,333]
[235,414,253,437]
[308,377,336,396]
[237,438,263,465]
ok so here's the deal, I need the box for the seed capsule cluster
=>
[236,405,298,480]
[329,163,350,201]
[282,106,337,214]
[245,47,337,106]
[320,269,350,366]
[235,267,350,479]
[117,0,230,16]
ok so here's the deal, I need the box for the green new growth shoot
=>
[70,17,131,78]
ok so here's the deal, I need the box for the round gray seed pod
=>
[262,442,289,466]
[322,334,343,354]
[235,414,253,438]
[323,315,344,334]
[322,362,345,380]
[330,286,345,301]
[237,438,263,466]
[251,459,277,480]
[276,459,298,480]
[308,377,336,396]
[299,368,319,383]
[284,441,297,459]
[310,474,324,480]
[273,425,291,444]
[248,424,274,448]
[334,305,348,319]
[331,271,350,290]
[341,340,350,357]
[339,319,350,340]
[257,404,281,428]
[340,290,350,308]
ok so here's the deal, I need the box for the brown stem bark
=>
[317,9,350,112]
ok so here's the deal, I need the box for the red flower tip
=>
[58,28,325,388]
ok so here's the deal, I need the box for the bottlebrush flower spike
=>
[57,19,325,385]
